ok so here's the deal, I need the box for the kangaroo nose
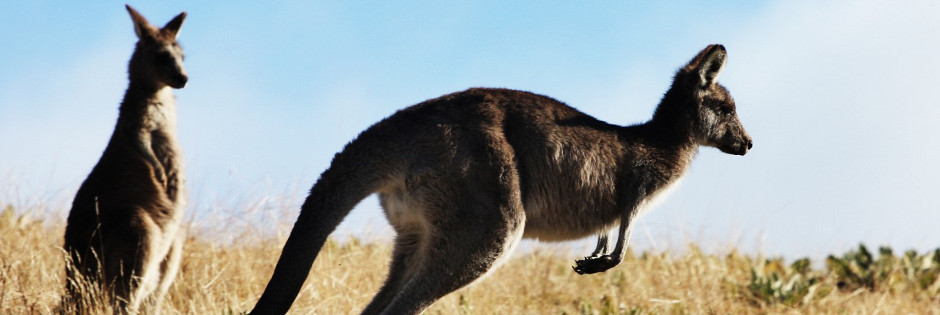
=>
[172,73,188,88]
[747,139,754,150]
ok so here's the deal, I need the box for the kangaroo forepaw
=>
[153,167,167,186]
[573,255,618,275]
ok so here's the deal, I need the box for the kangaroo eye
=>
[718,107,733,116]
[156,53,175,63]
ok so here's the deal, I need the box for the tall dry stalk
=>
[1,204,937,314]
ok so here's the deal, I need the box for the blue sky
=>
[1,1,938,259]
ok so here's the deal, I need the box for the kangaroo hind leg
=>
[379,199,524,314]
[367,159,525,314]
[359,218,427,314]
[142,230,183,314]
[103,211,162,314]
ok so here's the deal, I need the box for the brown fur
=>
[249,45,752,315]
[63,5,188,314]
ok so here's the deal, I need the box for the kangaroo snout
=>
[736,137,753,156]
[719,136,753,156]
[170,73,188,89]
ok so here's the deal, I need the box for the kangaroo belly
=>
[520,188,621,242]
[514,147,624,241]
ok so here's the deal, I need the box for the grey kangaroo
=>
[250,44,752,315]
[63,5,188,314]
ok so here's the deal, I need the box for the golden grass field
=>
[1,202,938,315]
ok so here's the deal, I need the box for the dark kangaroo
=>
[250,44,752,314]
[63,5,188,314]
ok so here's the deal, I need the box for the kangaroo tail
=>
[249,140,388,315]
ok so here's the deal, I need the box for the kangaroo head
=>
[126,5,188,89]
[668,44,753,156]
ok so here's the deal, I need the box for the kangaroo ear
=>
[126,4,154,39]
[162,11,187,39]
[684,44,727,87]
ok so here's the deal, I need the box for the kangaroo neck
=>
[636,109,700,173]
[118,82,176,130]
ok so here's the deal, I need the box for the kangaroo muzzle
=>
[169,72,188,89]
[734,136,753,156]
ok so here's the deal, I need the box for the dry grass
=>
[1,203,938,315]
